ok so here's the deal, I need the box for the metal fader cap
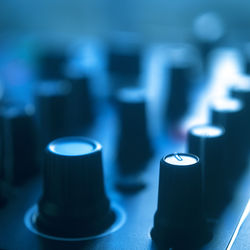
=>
[151,153,211,249]
[35,137,115,237]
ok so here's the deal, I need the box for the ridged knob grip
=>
[36,137,114,237]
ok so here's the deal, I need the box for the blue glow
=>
[49,138,95,156]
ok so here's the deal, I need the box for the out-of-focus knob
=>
[65,74,94,134]
[230,75,250,149]
[35,81,71,148]
[115,87,153,175]
[243,43,250,74]
[151,153,210,249]
[210,97,245,184]
[187,124,226,217]
[165,46,197,126]
[107,38,142,93]
[2,104,37,185]
[35,137,115,237]
[193,12,225,70]
[38,48,68,80]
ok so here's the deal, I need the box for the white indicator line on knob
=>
[174,153,183,162]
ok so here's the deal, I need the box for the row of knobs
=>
[1,47,250,249]
[22,77,249,248]
[153,83,250,248]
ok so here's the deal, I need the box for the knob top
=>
[116,87,146,103]
[210,97,243,112]
[48,137,99,156]
[164,153,198,166]
[191,124,224,137]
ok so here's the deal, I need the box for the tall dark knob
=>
[36,137,115,237]
[230,75,250,150]
[115,87,153,175]
[151,153,210,249]
[107,39,142,93]
[165,46,196,126]
[2,104,37,185]
[65,73,94,134]
[210,97,245,185]
[187,124,226,217]
[243,43,250,74]
[35,81,71,148]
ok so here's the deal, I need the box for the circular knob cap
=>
[187,124,226,217]
[115,87,153,175]
[36,137,115,237]
[210,97,246,182]
[151,153,210,248]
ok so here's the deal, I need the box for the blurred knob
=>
[210,97,246,184]
[187,124,226,217]
[107,37,142,93]
[38,48,68,80]
[35,81,71,148]
[165,46,196,126]
[243,43,250,74]
[115,87,153,175]
[65,73,94,133]
[151,153,210,249]
[230,75,250,149]
[108,47,141,78]
[193,12,225,70]
[36,137,115,237]
[2,104,37,185]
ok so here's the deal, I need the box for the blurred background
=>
[0,0,250,41]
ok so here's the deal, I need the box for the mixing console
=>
[0,41,249,250]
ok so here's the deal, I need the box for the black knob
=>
[38,48,68,80]
[107,38,142,93]
[35,81,71,148]
[108,47,141,78]
[165,46,196,126]
[243,43,250,74]
[2,104,37,185]
[210,97,246,184]
[151,153,210,249]
[230,75,250,150]
[187,124,226,217]
[115,87,153,175]
[65,73,94,133]
[35,137,115,237]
